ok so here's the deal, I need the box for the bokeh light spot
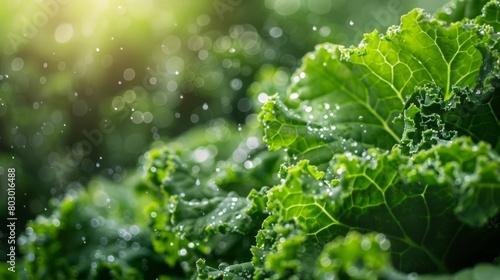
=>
[266,0,301,16]
[11,57,24,71]
[31,133,44,148]
[55,23,74,43]
[72,100,89,117]
[162,36,181,54]
[308,0,332,14]
[166,56,185,74]
[123,68,136,81]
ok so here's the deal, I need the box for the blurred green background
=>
[0,0,448,265]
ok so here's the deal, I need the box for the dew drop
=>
[218,262,229,270]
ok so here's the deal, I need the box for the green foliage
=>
[252,0,500,279]
[314,231,392,280]
[139,0,500,278]
[16,0,500,279]
[142,121,283,277]
[19,175,169,279]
